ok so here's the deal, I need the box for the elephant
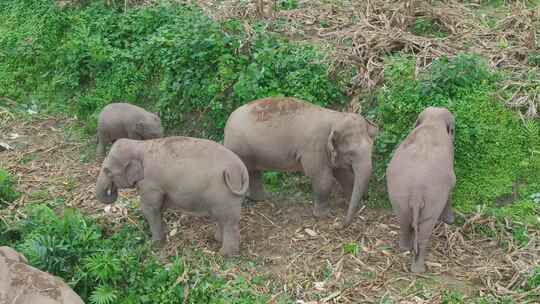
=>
[0,246,84,304]
[96,102,164,157]
[224,97,378,227]
[386,107,456,273]
[95,137,249,257]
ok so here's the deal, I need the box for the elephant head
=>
[136,113,164,139]
[415,107,455,141]
[327,114,378,227]
[96,139,145,204]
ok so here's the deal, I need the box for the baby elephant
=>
[224,97,377,227]
[95,137,249,256]
[386,107,456,273]
[96,102,164,157]
[0,246,84,304]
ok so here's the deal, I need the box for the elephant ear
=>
[125,159,144,186]
[327,130,338,167]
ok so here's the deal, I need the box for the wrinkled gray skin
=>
[0,246,84,304]
[386,107,456,273]
[95,137,248,256]
[96,102,164,157]
[224,97,377,227]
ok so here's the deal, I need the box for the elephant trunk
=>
[95,169,118,204]
[343,159,372,228]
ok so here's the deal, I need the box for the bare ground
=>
[1,110,538,303]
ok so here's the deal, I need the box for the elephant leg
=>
[140,191,165,246]
[411,219,436,273]
[333,167,354,207]
[439,194,455,224]
[248,170,267,201]
[310,171,334,218]
[220,222,240,257]
[214,199,241,257]
[398,207,413,251]
[302,156,334,217]
[96,132,107,157]
[214,223,223,242]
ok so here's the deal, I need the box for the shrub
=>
[374,53,540,209]
[6,204,271,303]
[0,0,347,139]
[0,169,19,206]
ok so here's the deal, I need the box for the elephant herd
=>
[94,97,456,274]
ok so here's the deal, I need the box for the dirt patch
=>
[1,113,538,303]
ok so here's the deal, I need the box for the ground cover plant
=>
[0,204,273,304]
[1,0,539,303]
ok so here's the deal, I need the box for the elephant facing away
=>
[95,137,249,257]
[96,102,164,157]
[0,246,84,304]
[224,97,377,227]
[386,107,456,273]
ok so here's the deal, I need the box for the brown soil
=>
[1,112,538,303]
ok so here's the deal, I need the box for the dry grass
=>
[1,109,538,302]
[194,0,539,118]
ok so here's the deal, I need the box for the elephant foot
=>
[411,261,426,273]
[248,191,268,202]
[152,239,166,249]
[222,249,240,258]
[440,211,455,224]
[214,229,222,243]
[313,204,331,218]
[399,239,412,252]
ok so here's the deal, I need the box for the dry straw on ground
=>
[1,112,538,302]
[196,0,539,118]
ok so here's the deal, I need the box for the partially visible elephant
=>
[224,97,377,227]
[0,246,85,304]
[96,102,163,157]
[386,107,456,273]
[95,137,248,256]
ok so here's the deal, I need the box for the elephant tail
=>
[223,166,249,196]
[410,193,424,256]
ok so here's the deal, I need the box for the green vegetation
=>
[0,169,19,206]
[1,205,273,303]
[373,54,540,215]
[409,17,448,38]
[0,0,346,139]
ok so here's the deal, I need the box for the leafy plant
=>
[89,286,117,304]
[6,204,272,303]
[441,290,464,304]
[0,169,19,206]
[343,243,359,256]
[374,53,538,209]
[409,17,447,38]
[277,0,299,11]
[0,0,347,139]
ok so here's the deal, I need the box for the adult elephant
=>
[224,97,377,227]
